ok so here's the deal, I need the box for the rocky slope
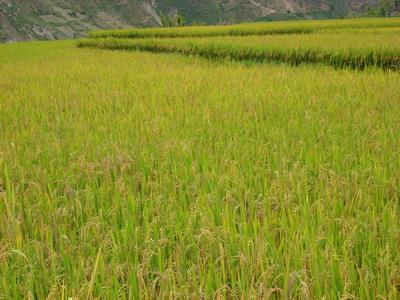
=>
[0,0,393,42]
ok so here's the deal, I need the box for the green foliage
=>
[379,0,395,16]
[160,13,186,27]
[332,0,349,18]
[160,14,174,27]
[177,14,185,27]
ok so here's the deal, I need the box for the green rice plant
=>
[3,16,400,299]
[77,36,400,71]
[1,39,400,299]
[82,19,400,71]
[175,30,400,51]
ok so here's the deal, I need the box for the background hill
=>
[1,0,399,42]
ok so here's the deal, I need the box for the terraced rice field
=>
[88,17,400,38]
[79,18,400,71]
[1,18,400,299]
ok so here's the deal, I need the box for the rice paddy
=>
[88,17,400,39]
[79,18,400,71]
[1,18,400,299]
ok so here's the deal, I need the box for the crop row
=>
[183,30,400,51]
[89,17,400,39]
[77,37,400,71]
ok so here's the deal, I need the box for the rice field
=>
[89,17,400,39]
[1,18,400,299]
[149,29,400,50]
[79,18,400,71]
[78,37,400,71]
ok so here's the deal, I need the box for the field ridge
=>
[77,37,400,71]
[88,18,400,39]
[78,18,400,71]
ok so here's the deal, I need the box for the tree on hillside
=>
[332,0,349,18]
[379,0,395,15]
[161,13,185,27]
[161,14,173,27]
[177,14,185,26]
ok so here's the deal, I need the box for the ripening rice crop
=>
[80,18,400,71]
[1,18,400,300]
[77,35,400,71]
[175,29,400,51]
[89,17,400,39]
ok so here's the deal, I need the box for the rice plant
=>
[1,18,400,299]
[80,19,400,71]
[77,35,400,71]
[89,17,400,39]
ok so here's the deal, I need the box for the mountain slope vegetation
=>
[1,0,397,42]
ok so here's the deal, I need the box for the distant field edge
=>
[88,17,400,39]
[77,38,400,71]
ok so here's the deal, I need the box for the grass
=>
[88,17,400,39]
[1,38,400,299]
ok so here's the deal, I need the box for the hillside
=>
[0,0,397,41]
